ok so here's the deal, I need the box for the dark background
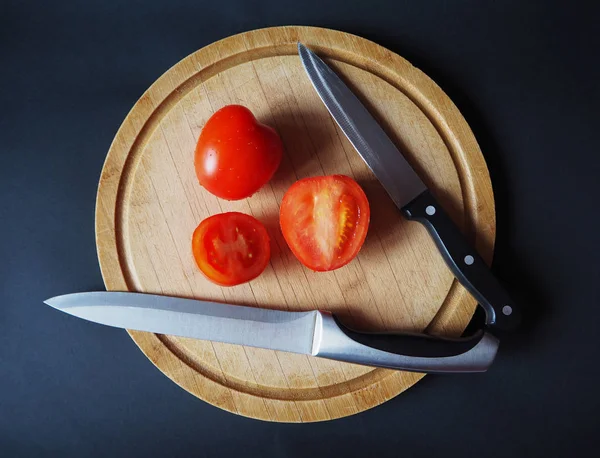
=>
[2,0,599,456]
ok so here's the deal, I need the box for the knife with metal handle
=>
[45,292,499,373]
[298,43,520,332]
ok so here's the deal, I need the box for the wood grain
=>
[95,26,496,422]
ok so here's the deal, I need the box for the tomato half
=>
[192,212,271,286]
[280,175,370,272]
[194,105,283,200]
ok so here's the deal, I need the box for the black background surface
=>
[2,1,599,456]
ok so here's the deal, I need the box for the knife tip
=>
[43,296,59,309]
[44,294,74,310]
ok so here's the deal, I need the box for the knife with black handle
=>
[403,190,520,330]
[298,43,520,334]
[44,292,499,373]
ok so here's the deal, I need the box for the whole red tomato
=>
[194,105,283,200]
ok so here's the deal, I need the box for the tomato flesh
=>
[280,175,370,271]
[192,212,270,286]
[194,105,283,200]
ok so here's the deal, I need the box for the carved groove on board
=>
[158,334,397,401]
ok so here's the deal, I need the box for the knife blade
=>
[298,43,520,331]
[45,292,499,373]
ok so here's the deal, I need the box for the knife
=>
[45,291,498,373]
[298,43,520,332]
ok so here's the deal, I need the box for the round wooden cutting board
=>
[95,26,495,422]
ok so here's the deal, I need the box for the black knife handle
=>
[401,189,520,331]
[313,313,499,373]
[334,317,487,357]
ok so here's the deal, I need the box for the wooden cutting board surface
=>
[95,26,495,422]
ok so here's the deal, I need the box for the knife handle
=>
[313,313,499,373]
[401,189,520,331]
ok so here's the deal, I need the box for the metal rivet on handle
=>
[502,305,513,316]
[426,205,436,215]
[464,255,474,265]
